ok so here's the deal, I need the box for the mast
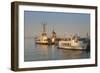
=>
[43,23,46,33]
[41,22,47,36]
[52,28,56,38]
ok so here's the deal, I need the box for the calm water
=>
[24,38,90,61]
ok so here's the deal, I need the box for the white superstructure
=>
[58,35,89,50]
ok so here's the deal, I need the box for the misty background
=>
[24,11,90,38]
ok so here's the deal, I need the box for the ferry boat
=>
[57,35,89,50]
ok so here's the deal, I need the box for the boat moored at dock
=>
[35,23,90,51]
[35,23,57,45]
[57,35,89,50]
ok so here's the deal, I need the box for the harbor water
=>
[24,38,90,61]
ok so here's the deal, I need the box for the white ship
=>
[57,35,89,50]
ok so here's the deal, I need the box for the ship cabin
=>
[58,35,80,47]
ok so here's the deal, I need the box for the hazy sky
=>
[24,11,90,38]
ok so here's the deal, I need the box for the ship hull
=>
[35,41,49,45]
[35,40,56,45]
[35,42,56,45]
[57,43,90,51]
[57,46,86,50]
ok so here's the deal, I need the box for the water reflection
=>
[35,44,49,49]
[61,50,82,59]
[24,38,90,61]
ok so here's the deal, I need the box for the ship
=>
[35,23,57,45]
[35,23,49,45]
[57,35,90,50]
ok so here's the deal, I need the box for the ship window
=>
[62,43,72,46]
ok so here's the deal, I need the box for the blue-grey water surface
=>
[24,38,90,61]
